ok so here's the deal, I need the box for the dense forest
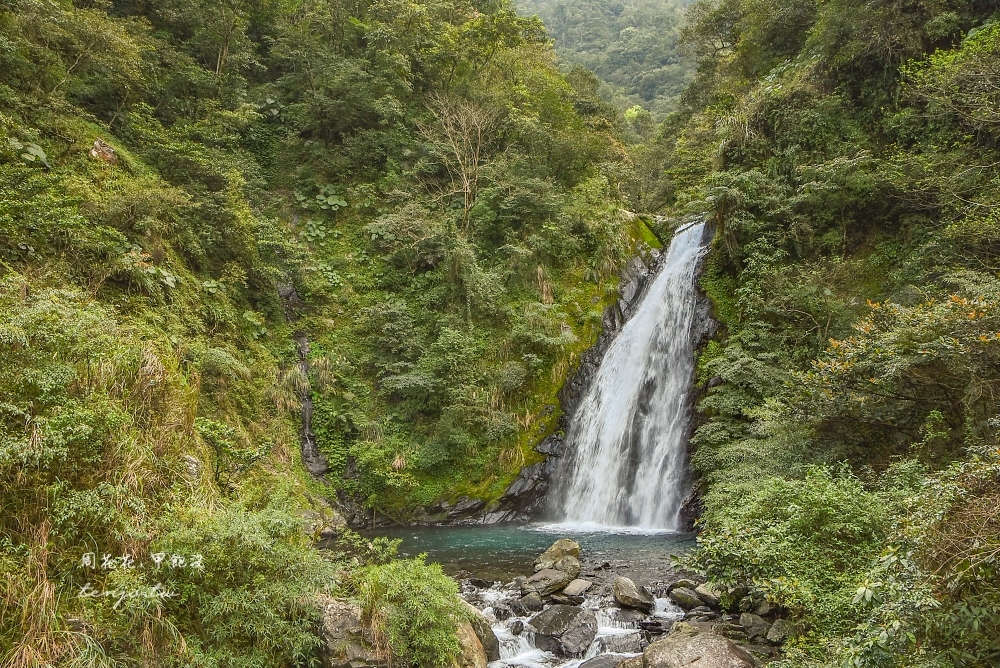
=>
[0,0,642,665]
[666,0,1000,665]
[2,0,1000,666]
[515,0,696,117]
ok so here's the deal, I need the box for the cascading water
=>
[549,221,707,531]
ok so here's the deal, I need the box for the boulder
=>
[597,631,642,653]
[739,613,771,641]
[766,618,791,644]
[643,622,755,668]
[668,587,703,610]
[580,657,622,668]
[318,597,383,668]
[518,592,544,612]
[453,621,488,668]
[553,555,582,579]
[666,579,699,593]
[460,600,500,662]
[528,605,598,658]
[694,583,721,608]
[534,539,581,571]
[522,569,574,597]
[551,593,583,606]
[510,620,524,636]
[492,605,512,621]
[563,579,594,597]
[754,600,774,617]
[618,658,644,668]
[612,576,655,613]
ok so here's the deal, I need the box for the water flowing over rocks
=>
[453,538,792,668]
[529,605,598,657]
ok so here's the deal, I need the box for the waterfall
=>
[549,221,707,531]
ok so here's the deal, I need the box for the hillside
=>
[516,0,697,117]
[0,0,644,665]
[654,0,1000,663]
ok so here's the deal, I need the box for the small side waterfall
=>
[549,221,707,530]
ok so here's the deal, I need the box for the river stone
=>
[534,538,581,571]
[522,569,574,597]
[766,618,791,644]
[666,579,699,593]
[580,656,621,668]
[618,658,644,668]
[510,620,524,636]
[739,613,771,640]
[528,605,598,658]
[318,597,383,668]
[553,555,582,578]
[668,587,703,610]
[598,631,642,653]
[695,583,721,608]
[612,576,655,613]
[643,622,755,668]
[551,593,583,605]
[454,621,488,668]
[563,579,594,597]
[519,592,544,612]
[460,600,500,662]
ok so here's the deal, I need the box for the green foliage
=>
[518,0,696,116]
[655,1,1000,665]
[349,556,466,667]
[692,466,894,629]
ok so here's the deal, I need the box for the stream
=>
[363,524,697,667]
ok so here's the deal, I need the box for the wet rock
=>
[535,434,564,456]
[695,583,721,608]
[639,620,667,634]
[739,613,771,641]
[460,600,500,662]
[534,539,581,571]
[685,606,718,621]
[766,618,791,644]
[468,578,492,589]
[528,605,598,658]
[510,620,524,636]
[522,569,574,597]
[550,593,583,605]
[492,605,512,621]
[711,622,747,642]
[754,600,774,617]
[580,657,622,668]
[668,587,703,610]
[517,592,544,612]
[666,578,699,593]
[553,555,582,579]
[612,576,655,613]
[493,461,554,519]
[562,579,593,597]
[642,622,755,668]
[454,621,488,668]
[318,596,383,668]
[598,631,643,653]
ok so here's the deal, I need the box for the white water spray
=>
[549,222,707,531]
